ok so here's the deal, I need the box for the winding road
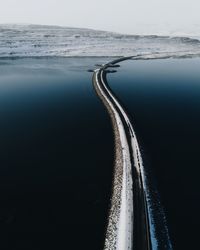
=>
[93,57,152,250]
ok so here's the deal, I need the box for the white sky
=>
[0,0,200,34]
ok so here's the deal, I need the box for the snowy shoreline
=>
[1,24,200,59]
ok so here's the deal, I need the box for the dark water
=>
[108,58,200,250]
[1,57,200,250]
[0,58,114,250]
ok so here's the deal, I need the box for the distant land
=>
[0,24,200,58]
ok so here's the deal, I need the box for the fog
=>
[0,0,200,34]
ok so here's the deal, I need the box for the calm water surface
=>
[1,57,200,250]
[108,58,200,250]
[0,58,114,250]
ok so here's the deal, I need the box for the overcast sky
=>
[0,0,200,34]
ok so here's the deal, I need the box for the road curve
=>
[92,57,152,250]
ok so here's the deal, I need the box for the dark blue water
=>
[1,57,200,250]
[0,58,114,250]
[108,58,200,250]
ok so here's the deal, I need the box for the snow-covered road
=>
[93,58,152,250]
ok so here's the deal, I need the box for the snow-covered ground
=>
[1,24,200,58]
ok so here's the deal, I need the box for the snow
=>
[95,69,133,250]
[1,24,200,58]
